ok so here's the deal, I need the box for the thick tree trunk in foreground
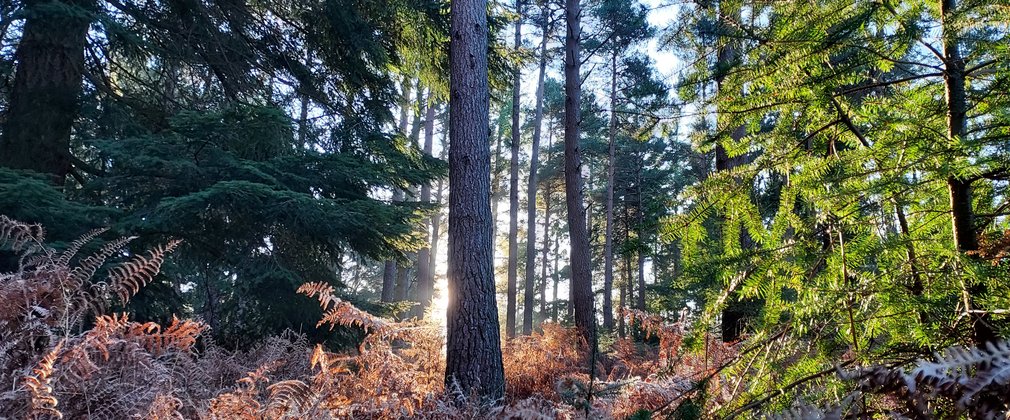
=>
[445,0,505,402]
[506,0,523,338]
[523,11,548,335]
[563,0,597,351]
[0,0,95,184]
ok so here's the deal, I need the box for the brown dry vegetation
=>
[3,217,1009,419]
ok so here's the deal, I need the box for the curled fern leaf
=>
[24,341,64,419]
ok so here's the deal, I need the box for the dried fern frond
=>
[67,235,136,288]
[266,380,315,414]
[841,340,1010,418]
[56,228,109,267]
[297,282,390,335]
[104,239,182,305]
[0,215,47,256]
[24,341,64,419]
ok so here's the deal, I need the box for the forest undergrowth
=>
[2,216,1008,419]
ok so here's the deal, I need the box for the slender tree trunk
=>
[618,277,626,338]
[430,132,448,301]
[445,0,505,401]
[381,260,398,302]
[894,198,923,294]
[505,0,524,339]
[416,100,438,316]
[539,172,552,327]
[0,0,95,184]
[602,51,618,332]
[381,86,414,303]
[396,93,426,304]
[552,220,561,322]
[297,49,313,147]
[522,11,549,335]
[636,160,646,311]
[564,0,597,350]
[492,123,504,242]
[940,0,993,345]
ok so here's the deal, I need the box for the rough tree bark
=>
[445,0,505,402]
[564,0,597,350]
[0,0,95,184]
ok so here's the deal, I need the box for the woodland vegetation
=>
[0,0,1009,418]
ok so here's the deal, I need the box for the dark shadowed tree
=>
[0,0,95,184]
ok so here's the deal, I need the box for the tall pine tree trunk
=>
[564,0,597,351]
[506,0,523,338]
[636,162,646,310]
[523,9,548,335]
[0,0,95,184]
[445,0,505,401]
[602,51,618,331]
[940,0,993,344]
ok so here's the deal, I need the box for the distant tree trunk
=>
[523,10,548,335]
[539,163,552,327]
[396,93,426,305]
[506,0,523,339]
[940,0,993,345]
[554,228,563,322]
[564,0,597,350]
[445,0,505,402]
[430,132,448,301]
[0,0,95,184]
[416,99,438,316]
[492,123,504,241]
[618,278,626,338]
[602,51,618,332]
[395,258,411,302]
[382,86,413,303]
[381,259,397,302]
[636,160,646,311]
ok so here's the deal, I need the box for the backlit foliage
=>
[4,216,1007,417]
